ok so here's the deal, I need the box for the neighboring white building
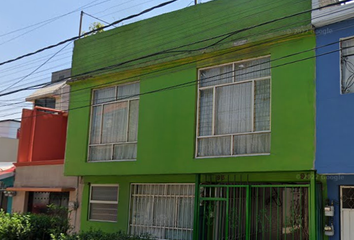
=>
[25,68,71,112]
[0,120,20,139]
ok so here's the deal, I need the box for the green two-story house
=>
[65,0,319,238]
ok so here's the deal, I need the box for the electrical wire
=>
[0,0,181,67]
[0,0,352,116]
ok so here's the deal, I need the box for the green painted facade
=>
[65,0,319,238]
[65,34,316,176]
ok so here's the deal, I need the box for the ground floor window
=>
[27,192,69,214]
[89,184,119,222]
[129,183,195,240]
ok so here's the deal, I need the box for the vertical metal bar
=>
[193,175,200,240]
[270,187,272,240]
[246,186,251,240]
[256,187,258,240]
[263,187,265,239]
[310,172,316,240]
[226,187,229,240]
[300,188,302,240]
[285,187,287,240]
[277,187,279,240]
[238,187,242,239]
[202,202,206,240]
[292,188,295,240]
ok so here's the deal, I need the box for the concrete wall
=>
[0,138,18,162]
[12,165,81,231]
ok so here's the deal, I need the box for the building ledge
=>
[6,187,75,192]
[312,2,354,27]
[15,159,64,167]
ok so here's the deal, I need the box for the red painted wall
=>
[17,107,67,165]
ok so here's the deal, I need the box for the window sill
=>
[195,153,270,159]
[87,159,137,163]
[88,219,117,223]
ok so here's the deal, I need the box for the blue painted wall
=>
[316,18,354,174]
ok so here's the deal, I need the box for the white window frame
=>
[88,81,139,162]
[195,56,271,159]
[128,183,195,239]
[89,184,119,222]
[340,36,354,95]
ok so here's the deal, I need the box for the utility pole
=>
[78,11,84,38]
[194,0,197,5]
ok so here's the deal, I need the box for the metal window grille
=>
[89,184,119,222]
[199,184,309,240]
[88,82,139,161]
[129,183,195,240]
[196,56,271,158]
[340,36,354,94]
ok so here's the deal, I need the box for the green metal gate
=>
[198,184,309,240]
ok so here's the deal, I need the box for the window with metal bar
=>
[341,36,354,94]
[129,183,195,240]
[89,185,119,222]
[89,82,139,161]
[196,56,271,157]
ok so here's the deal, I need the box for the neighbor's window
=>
[196,56,271,157]
[129,184,195,240]
[89,185,119,222]
[89,82,139,161]
[341,37,354,94]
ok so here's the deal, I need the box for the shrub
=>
[51,230,153,240]
[0,205,70,240]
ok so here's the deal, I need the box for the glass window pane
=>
[254,79,271,131]
[128,100,139,142]
[233,133,270,155]
[102,102,128,143]
[153,197,175,226]
[197,136,231,157]
[89,145,111,161]
[113,143,137,160]
[93,87,115,104]
[235,57,270,82]
[90,106,102,144]
[90,203,117,221]
[341,38,354,94]
[91,186,118,201]
[215,83,252,135]
[200,65,232,87]
[199,89,213,136]
[117,82,140,100]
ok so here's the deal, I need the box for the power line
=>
[0,44,343,120]
[0,42,72,93]
[0,0,350,107]
[0,0,180,67]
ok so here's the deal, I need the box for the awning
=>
[6,187,75,192]
[25,81,66,101]
[0,164,15,180]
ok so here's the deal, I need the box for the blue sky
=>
[0,0,210,121]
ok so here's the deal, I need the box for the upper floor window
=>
[341,36,354,94]
[34,97,56,109]
[196,57,271,158]
[89,82,139,162]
